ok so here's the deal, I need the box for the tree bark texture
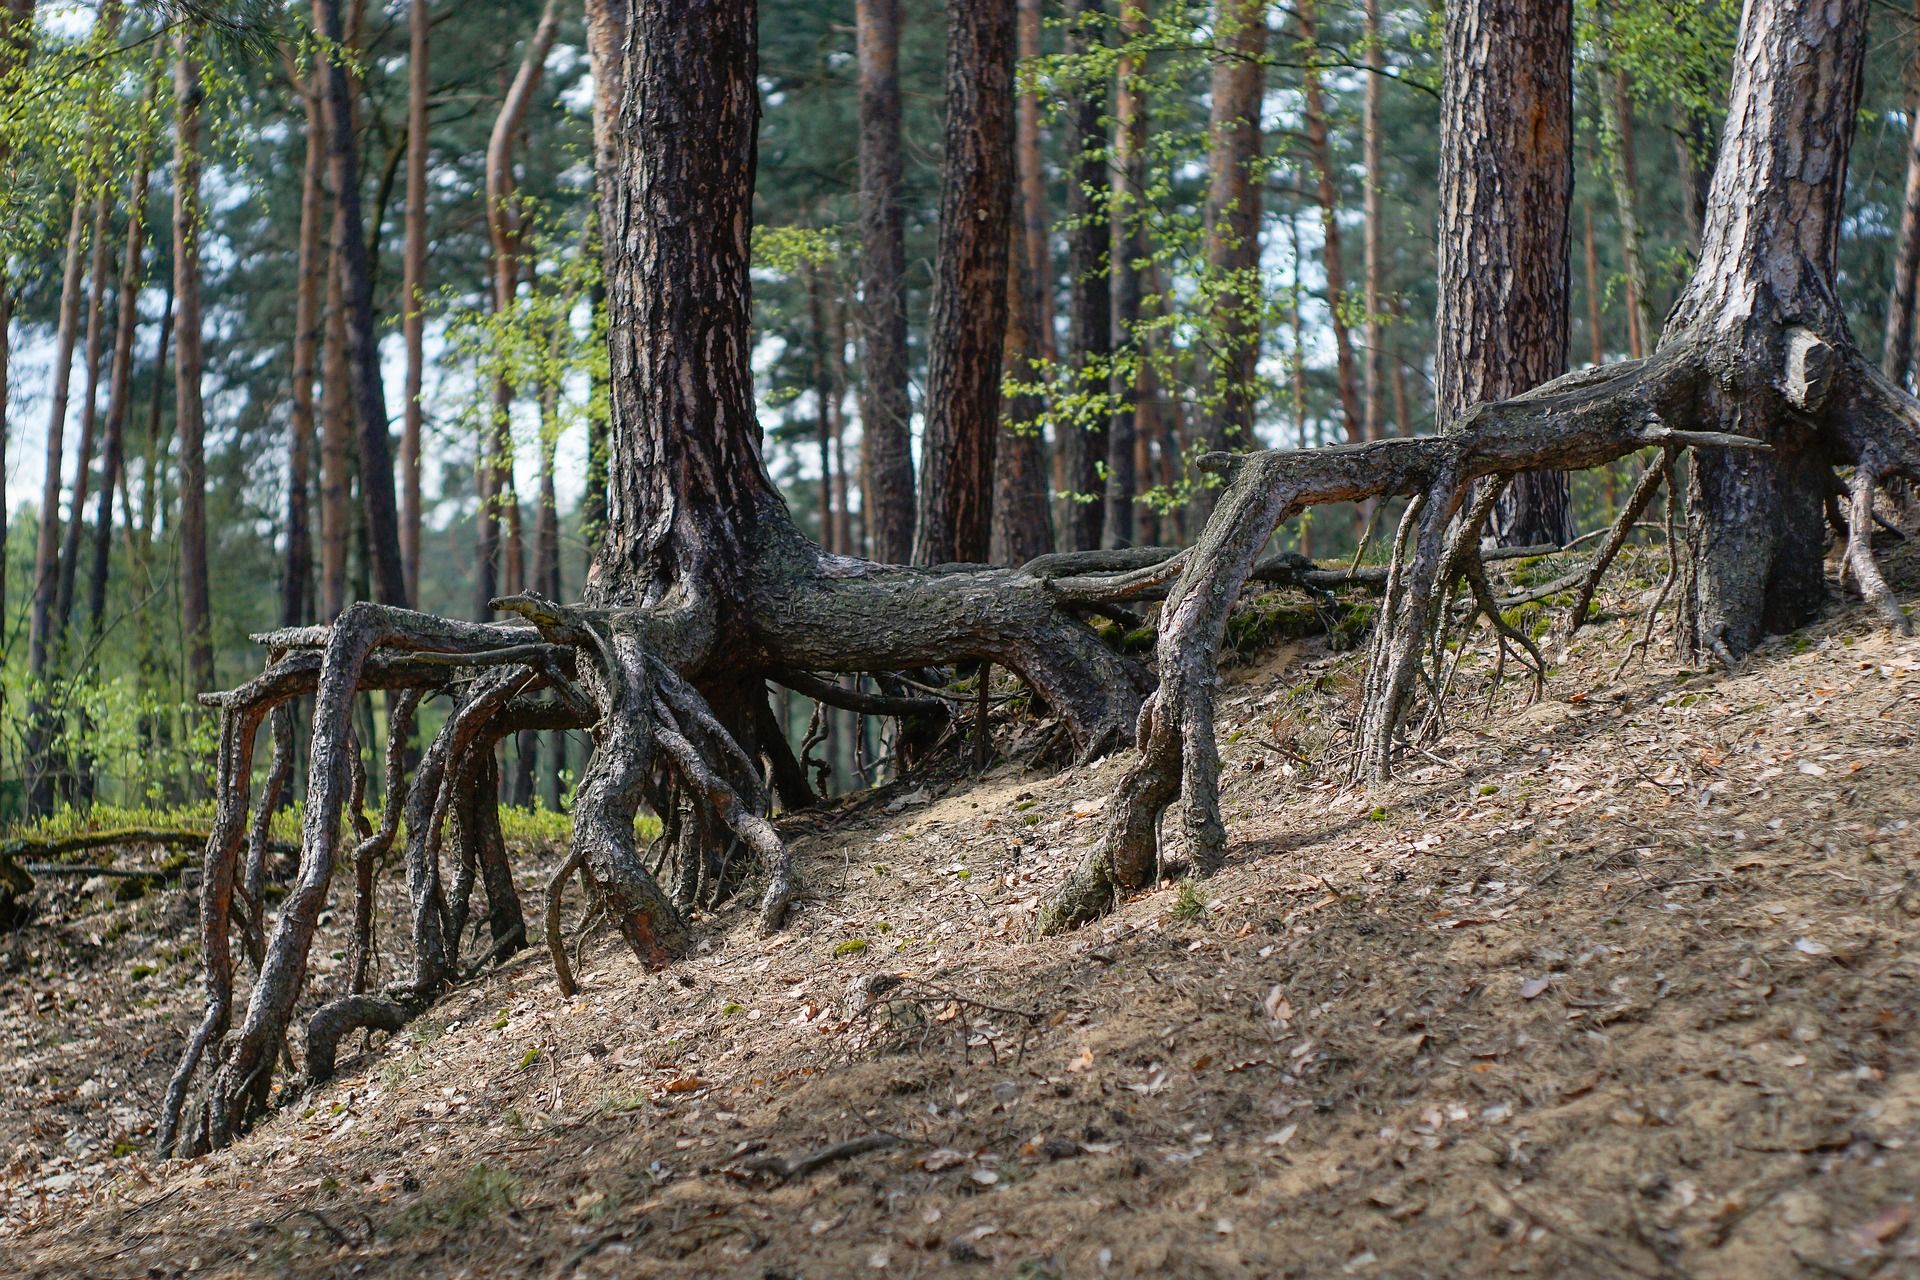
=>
[914,0,1015,566]
[1436,0,1575,548]
[1103,0,1147,549]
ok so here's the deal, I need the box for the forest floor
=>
[3,540,1919,1279]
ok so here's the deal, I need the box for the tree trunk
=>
[1438,0,1575,549]
[173,27,214,697]
[399,0,429,603]
[1102,0,1147,549]
[914,0,1015,566]
[1883,0,1920,388]
[320,227,351,621]
[1672,0,1873,655]
[1593,53,1654,362]
[53,178,115,640]
[0,0,36,638]
[993,176,1055,565]
[28,189,86,687]
[1015,0,1055,367]
[1199,0,1265,517]
[480,0,560,625]
[1362,0,1387,442]
[855,0,915,564]
[1302,0,1363,459]
[1059,0,1110,552]
[285,67,324,628]
[314,0,408,608]
[176,0,1152,1154]
[87,108,156,637]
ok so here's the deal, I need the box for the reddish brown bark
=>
[914,0,1015,566]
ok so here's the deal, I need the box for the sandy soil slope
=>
[5,546,1918,1278]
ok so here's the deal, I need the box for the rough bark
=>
[0,0,35,637]
[1059,0,1110,552]
[1435,0,1575,549]
[855,0,915,564]
[315,0,409,608]
[914,0,1015,566]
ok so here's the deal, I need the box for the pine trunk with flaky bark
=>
[1883,0,1920,388]
[1438,0,1574,549]
[1199,0,1265,516]
[173,29,214,699]
[915,0,1015,566]
[1059,0,1110,552]
[855,0,915,563]
[315,0,408,608]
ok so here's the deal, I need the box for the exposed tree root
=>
[1039,325,1920,932]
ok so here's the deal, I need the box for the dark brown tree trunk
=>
[173,28,215,699]
[320,231,351,620]
[1199,0,1265,518]
[856,0,915,564]
[400,0,429,603]
[1437,0,1574,548]
[1059,0,1110,552]
[914,0,1015,566]
[314,0,408,608]
[1102,0,1146,549]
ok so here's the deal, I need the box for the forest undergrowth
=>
[3,541,1918,1278]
